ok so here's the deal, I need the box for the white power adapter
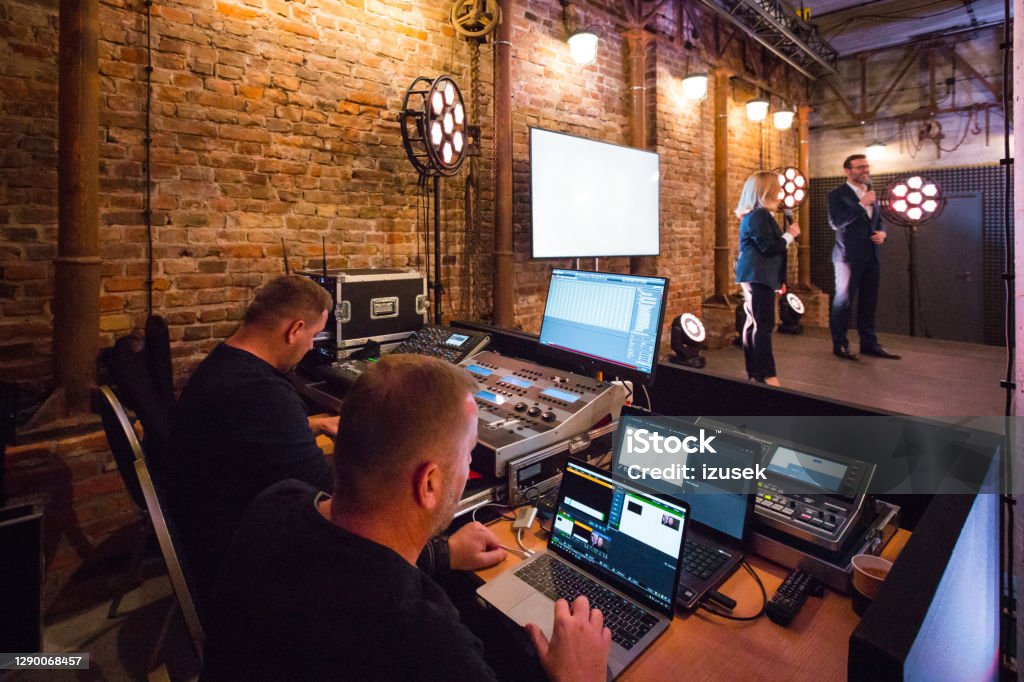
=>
[513,506,538,530]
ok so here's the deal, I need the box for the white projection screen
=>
[530,128,660,259]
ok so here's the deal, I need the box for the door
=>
[875,192,983,343]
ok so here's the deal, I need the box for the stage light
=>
[879,175,946,227]
[778,292,804,334]
[866,140,886,160]
[399,75,471,323]
[774,166,808,213]
[400,75,469,177]
[746,98,769,122]
[682,72,708,100]
[669,313,706,368]
[773,107,794,130]
[568,29,598,64]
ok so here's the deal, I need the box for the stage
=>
[699,327,1007,417]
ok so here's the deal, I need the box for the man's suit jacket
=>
[735,207,788,290]
[828,183,883,263]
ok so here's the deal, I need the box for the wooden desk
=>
[477,520,909,681]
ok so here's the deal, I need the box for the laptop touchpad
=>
[507,594,555,638]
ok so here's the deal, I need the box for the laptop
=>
[478,458,689,679]
[611,410,763,610]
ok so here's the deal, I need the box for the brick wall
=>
[1,0,801,606]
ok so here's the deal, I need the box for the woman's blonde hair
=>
[734,170,781,218]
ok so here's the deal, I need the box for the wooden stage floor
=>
[699,326,1008,417]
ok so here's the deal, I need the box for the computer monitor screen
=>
[538,269,669,383]
[530,127,660,258]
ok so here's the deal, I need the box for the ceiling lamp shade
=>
[681,72,709,101]
[879,176,945,227]
[746,98,769,122]
[774,166,808,210]
[568,29,599,65]
[866,140,886,160]
[399,75,469,177]
[772,108,795,130]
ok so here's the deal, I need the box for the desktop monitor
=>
[538,269,669,386]
[530,127,660,259]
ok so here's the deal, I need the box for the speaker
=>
[0,503,44,652]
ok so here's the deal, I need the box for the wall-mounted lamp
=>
[681,72,708,101]
[562,1,598,65]
[746,97,769,122]
[568,30,598,64]
[772,106,795,130]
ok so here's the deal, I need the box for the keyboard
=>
[514,555,659,650]
[682,540,731,581]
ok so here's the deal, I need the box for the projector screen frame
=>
[529,127,661,259]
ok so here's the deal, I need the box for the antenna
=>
[321,235,328,278]
[281,238,291,275]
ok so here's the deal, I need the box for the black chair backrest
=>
[144,315,174,408]
[96,386,146,511]
[134,456,205,660]
[107,323,173,478]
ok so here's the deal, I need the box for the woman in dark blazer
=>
[734,171,801,386]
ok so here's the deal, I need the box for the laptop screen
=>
[611,415,763,541]
[549,459,688,615]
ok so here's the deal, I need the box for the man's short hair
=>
[243,275,332,328]
[333,354,477,508]
[843,154,867,169]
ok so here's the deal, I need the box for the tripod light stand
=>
[399,75,469,324]
[878,175,946,337]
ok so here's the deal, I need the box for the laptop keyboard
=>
[682,540,731,580]
[514,554,659,650]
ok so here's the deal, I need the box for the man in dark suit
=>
[828,154,901,361]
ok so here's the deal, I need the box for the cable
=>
[696,561,768,621]
[640,384,652,412]
[515,527,536,556]
[470,502,514,524]
[144,0,153,316]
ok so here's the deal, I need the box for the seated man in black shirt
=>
[168,275,502,608]
[203,354,611,682]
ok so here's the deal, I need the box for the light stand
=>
[878,175,946,337]
[400,75,469,324]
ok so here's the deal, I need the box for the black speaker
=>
[0,503,44,652]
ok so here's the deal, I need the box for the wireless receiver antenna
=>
[281,238,291,275]
[322,235,328,278]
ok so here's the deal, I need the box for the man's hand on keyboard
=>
[525,596,611,682]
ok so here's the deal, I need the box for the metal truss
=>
[696,0,839,79]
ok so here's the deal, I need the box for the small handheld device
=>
[766,569,823,626]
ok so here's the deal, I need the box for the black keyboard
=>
[514,555,659,650]
[682,540,731,581]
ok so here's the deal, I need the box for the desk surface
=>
[476,519,909,681]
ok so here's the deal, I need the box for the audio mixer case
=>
[300,268,427,363]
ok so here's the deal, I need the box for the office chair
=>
[135,456,205,662]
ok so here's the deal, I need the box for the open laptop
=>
[611,410,763,610]
[478,458,688,679]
